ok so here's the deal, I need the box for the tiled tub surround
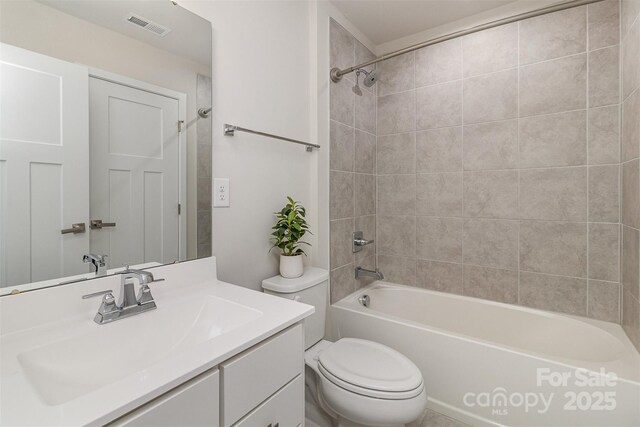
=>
[621,0,640,351]
[371,2,624,323]
[329,19,378,303]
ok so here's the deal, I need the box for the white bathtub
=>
[330,282,640,427]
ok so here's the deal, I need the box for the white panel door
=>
[89,77,180,269]
[0,43,89,287]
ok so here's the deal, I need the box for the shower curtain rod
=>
[330,0,602,82]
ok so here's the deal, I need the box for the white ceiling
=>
[38,0,211,67]
[330,0,519,45]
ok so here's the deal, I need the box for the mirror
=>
[0,0,212,294]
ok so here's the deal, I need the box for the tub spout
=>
[355,266,384,280]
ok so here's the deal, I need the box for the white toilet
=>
[262,267,427,427]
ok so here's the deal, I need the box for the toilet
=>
[262,267,427,427]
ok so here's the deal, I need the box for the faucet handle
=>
[82,289,113,299]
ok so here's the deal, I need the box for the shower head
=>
[362,69,379,87]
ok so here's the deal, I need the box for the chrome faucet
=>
[355,266,384,280]
[353,231,374,253]
[91,267,164,324]
[83,253,108,276]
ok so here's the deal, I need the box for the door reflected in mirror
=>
[0,0,212,294]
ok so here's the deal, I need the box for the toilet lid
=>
[317,338,423,398]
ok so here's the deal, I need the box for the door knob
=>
[61,222,86,234]
[90,219,116,230]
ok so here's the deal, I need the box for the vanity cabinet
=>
[108,323,304,427]
[109,369,220,427]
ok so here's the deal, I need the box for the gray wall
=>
[621,0,640,351]
[329,19,378,303]
[197,74,212,258]
[330,2,627,323]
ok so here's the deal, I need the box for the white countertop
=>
[0,257,314,426]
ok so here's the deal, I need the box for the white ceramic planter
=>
[280,255,304,278]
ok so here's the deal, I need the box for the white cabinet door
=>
[234,376,304,427]
[109,368,219,427]
[89,76,181,269]
[0,43,89,286]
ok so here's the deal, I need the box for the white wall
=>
[0,0,211,260]
[180,0,319,290]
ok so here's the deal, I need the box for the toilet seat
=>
[317,338,424,400]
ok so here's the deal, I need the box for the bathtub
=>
[330,282,640,427]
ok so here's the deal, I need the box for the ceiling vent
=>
[125,13,171,37]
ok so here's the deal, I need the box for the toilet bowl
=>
[262,268,427,426]
[305,339,427,427]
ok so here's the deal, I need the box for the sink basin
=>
[18,295,261,405]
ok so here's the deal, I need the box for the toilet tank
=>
[262,267,329,349]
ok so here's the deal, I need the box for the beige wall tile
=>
[589,165,620,223]
[416,81,462,130]
[355,89,376,134]
[330,120,354,172]
[355,130,375,174]
[588,0,620,50]
[416,217,463,262]
[621,288,640,351]
[520,167,587,221]
[622,0,640,36]
[377,175,416,215]
[588,280,620,322]
[463,265,518,304]
[330,171,354,220]
[463,120,518,170]
[462,23,517,78]
[589,46,620,108]
[463,170,518,219]
[330,78,354,126]
[416,127,462,172]
[520,272,587,316]
[378,215,416,257]
[330,19,354,76]
[377,255,416,286]
[463,69,518,124]
[622,89,640,162]
[377,91,415,135]
[416,173,463,217]
[622,18,640,99]
[519,110,587,168]
[519,6,586,65]
[463,219,518,270]
[589,223,620,282]
[622,291,640,352]
[589,106,620,165]
[377,132,416,174]
[520,220,588,277]
[378,52,415,96]
[520,54,587,117]
[355,173,375,216]
[330,263,355,304]
[330,218,354,269]
[416,260,463,294]
[623,225,640,300]
[355,215,376,261]
[415,38,462,87]
[622,159,640,228]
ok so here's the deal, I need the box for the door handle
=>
[90,219,116,230]
[61,223,86,234]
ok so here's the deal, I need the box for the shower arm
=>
[330,0,601,83]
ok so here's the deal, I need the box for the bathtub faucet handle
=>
[353,231,374,253]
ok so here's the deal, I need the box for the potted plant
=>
[270,196,311,278]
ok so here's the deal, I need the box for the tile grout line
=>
[517,19,521,306]
[586,5,591,318]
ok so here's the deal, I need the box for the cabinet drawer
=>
[221,324,303,427]
[234,375,303,427]
[109,368,219,427]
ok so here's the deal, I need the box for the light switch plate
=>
[213,178,230,207]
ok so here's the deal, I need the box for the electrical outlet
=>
[213,178,230,207]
